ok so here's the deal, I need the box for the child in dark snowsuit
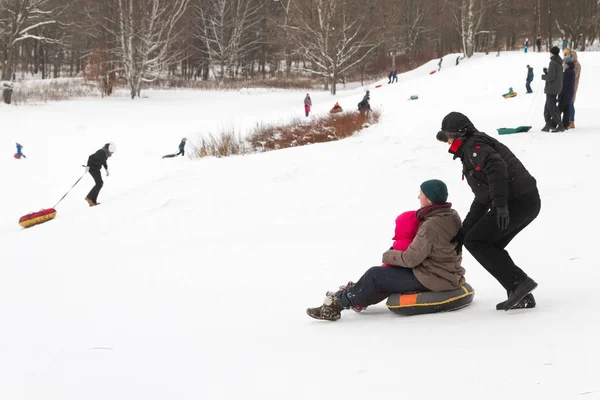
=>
[526,65,534,93]
[85,142,116,206]
[15,143,26,159]
[163,138,187,158]
[391,69,398,83]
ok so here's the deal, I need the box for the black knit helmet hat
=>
[436,111,478,142]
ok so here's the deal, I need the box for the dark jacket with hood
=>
[438,112,538,231]
[542,55,563,95]
[87,144,110,171]
[559,62,576,107]
[526,67,534,82]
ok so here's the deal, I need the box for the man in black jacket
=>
[437,112,539,311]
[85,142,116,206]
[542,46,564,132]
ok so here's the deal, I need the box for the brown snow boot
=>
[85,197,100,207]
[307,294,345,321]
[569,121,575,129]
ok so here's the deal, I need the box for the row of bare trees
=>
[1,0,599,97]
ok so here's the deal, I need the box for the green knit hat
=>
[420,179,448,204]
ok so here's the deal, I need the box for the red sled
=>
[375,84,382,88]
[19,208,57,228]
[429,70,437,75]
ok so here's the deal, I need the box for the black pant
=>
[559,102,571,128]
[464,191,541,292]
[544,94,562,127]
[87,169,103,202]
[526,81,532,93]
[339,266,427,308]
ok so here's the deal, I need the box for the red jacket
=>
[383,211,419,266]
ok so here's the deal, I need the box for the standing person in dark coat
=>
[391,69,398,83]
[525,65,534,93]
[535,35,542,52]
[436,112,540,311]
[558,61,575,129]
[388,70,393,84]
[85,142,116,206]
[541,46,564,132]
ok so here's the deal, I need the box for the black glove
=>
[450,230,465,255]
[543,67,548,74]
[496,206,510,231]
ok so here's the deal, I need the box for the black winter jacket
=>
[450,131,538,231]
[542,55,563,95]
[526,67,534,82]
[559,63,576,107]
[87,146,109,171]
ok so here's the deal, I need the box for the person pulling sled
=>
[85,142,116,207]
[163,138,187,158]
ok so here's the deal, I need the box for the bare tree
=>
[108,0,189,99]
[193,0,265,83]
[286,0,377,94]
[0,0,65,80]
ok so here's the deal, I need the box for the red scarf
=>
[416,203,452,221]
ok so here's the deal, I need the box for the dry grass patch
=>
[248,110,381,152]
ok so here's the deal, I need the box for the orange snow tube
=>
[19,208,57,228]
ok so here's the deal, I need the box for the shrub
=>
[191,127,249,158]
[10,78,99,104]
[247,110,381,153]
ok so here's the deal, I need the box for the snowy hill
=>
[1,51,600,400]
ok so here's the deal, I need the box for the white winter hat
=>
[108,142,117,153]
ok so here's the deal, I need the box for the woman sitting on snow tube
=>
[307,179,465,321]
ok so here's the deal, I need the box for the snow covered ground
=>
[1,51,599,400]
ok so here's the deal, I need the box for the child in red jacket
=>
[330,210,420,312]
[383,211,420,265]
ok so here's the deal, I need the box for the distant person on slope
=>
[15,142,26,159]
[526,65,534,93]
[536,35,542,52]
[85,142,116,207]
[307,180,465,321]
[437,112,539,311]
[163,138,187,158]
[391,69,398,83]
[438,57,443,71]
[524,38,529,53]
[304,93,312,117]
[558,60,575,130]
[541,46,564,132]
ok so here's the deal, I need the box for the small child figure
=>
[330,102,343,114]
[15,142,26,159]
[162,138,187,158]
[330,211,420,313]
[383,211,420,266]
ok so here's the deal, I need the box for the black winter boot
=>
[504,276,538,311]
[496,293,536,310]
[552,123,566,132]
[307,294,345,321]
[541,124,552,132]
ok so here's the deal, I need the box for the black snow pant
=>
[338,266,427,308]
[463,190,541,292]
[559,102,571,128]
[87,169,103,203]
[544,94,562,128]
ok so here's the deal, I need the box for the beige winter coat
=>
[382,205,466,292]
[571,50,581,103]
